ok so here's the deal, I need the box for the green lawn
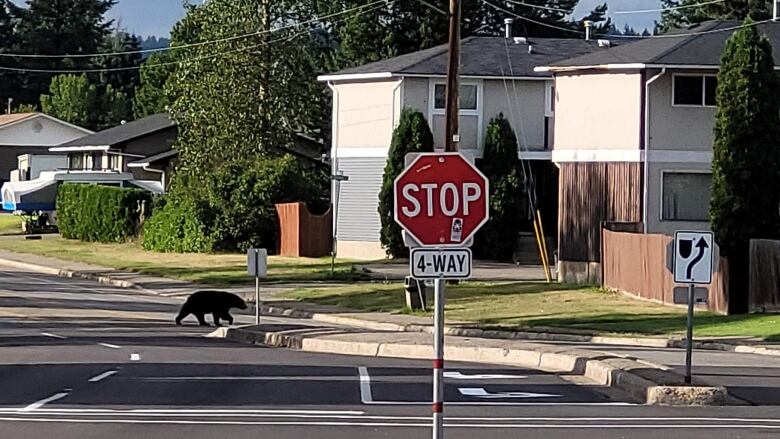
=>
[0,215,21,235]
[283,282,780,339]
[0,236,366,285]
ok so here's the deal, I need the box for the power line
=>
[481,0,778,39]
[502,0,569,13]
[0,0,390,59]
[0,4,384,74]
[613,0,726,15]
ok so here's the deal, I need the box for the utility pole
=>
[444,0,461,153]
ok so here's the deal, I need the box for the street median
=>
[214,324,729,406]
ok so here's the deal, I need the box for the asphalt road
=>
[1,267,779,439]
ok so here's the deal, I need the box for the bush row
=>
[57,184,152,243]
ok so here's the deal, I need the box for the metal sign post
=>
[672,231,714,385]
[247,248,268,325]
[432,276,445,438]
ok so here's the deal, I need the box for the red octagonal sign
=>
[394,153,489,247]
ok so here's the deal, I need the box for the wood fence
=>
[602,229,729,314]
[749,239,780,312]
[276,202,332,258]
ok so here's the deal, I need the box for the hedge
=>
[56,184,152,243]
[141,196,214,253]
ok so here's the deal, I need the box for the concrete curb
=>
[216,325,728,406]
[2,255,779,358]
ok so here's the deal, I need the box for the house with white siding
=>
[535,20,780,283]
[319,35,611,259]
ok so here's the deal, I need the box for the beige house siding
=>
[553,71,643,152]
[648,69,718,152]
[332,79,402,151]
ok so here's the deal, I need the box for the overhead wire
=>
[0,2,387,74]
[613,0,726,14]
[481,0,777,39]
[0,0,390,59]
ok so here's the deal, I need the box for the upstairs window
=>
[673,75,717,107]
[433,84,478,111]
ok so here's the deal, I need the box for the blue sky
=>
[12,0,661,38]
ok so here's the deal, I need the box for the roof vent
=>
[513,37,527,45]
[504,18,514,38]
[597,39,611,47]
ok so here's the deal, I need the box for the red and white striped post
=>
[432,276,445,438]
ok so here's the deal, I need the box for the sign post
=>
[393,152,488,439]
[247,248,268,325]
[672,231,714,384]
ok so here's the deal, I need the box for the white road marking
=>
[129,353,141,361]
[20,392,70,412]
[444,371,527,380]
[458,387,561,399]
[98,343,121,349]
[88,370,119,383]
[0,417,780,429]
[40,332,67,339]
[17,408,365,415]
[141,376,357,381]
[358,367,373,404]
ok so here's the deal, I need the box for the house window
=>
[434,84,478,111]
[69,153,84,170]
[108,154,122,171]
[662,172,712,221]
[91,152,102,170]
[673,75,717,107]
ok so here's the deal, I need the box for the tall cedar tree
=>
[660,0,775,31]
[473,115,525,261]
[93,31,143,103]
[12,0,115,106]
[711,21,780,313]
[0,0,21,109]
[167,0,326,179]
[378,109,434,258]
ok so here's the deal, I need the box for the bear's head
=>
[232,295,248,310]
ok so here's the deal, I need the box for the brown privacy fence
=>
[602,229,729,314]
[276,202,332,258]
[749,240,780,312]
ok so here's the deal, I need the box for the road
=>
[0,267,779,439]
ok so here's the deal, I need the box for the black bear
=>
[175,291,248,326]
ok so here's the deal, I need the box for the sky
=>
[11,0,661,38]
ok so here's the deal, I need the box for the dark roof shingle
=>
[548,21,780,69]
[322,37,615,79]
[56,113,175,148]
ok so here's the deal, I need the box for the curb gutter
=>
[2,255,779,358]
[213,325,728,406]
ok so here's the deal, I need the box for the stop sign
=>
[394,153,489,246]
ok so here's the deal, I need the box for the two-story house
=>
[536,20,780,283]
[319,34,612,259]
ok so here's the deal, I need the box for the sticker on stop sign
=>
[393,153,489,247]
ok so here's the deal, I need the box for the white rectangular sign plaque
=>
[410,248,472,279]
[673,231,713,285]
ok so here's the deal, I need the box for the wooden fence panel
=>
[602,229,728,314]
[276,202,332,258]
[749,239,780,312]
